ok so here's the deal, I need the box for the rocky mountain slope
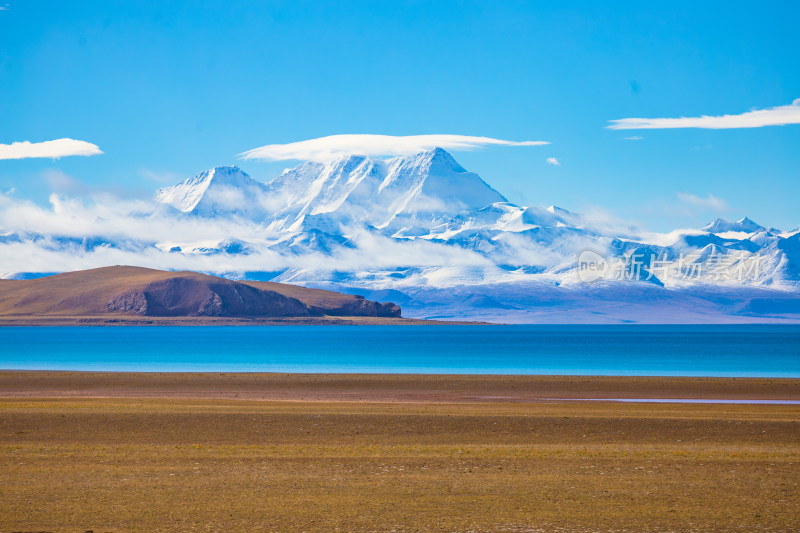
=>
[0,266,402,325]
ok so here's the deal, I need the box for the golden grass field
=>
[1,373,799,532]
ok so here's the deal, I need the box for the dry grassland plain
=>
[1,372,799,532]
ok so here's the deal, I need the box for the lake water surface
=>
[1,325,799,377]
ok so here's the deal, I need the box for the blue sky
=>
[1,0,799,232]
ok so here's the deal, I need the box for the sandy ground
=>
[1,373,799,532]
[1,371,799,402]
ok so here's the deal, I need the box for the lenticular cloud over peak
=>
[239,134,549,162]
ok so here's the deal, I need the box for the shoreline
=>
[0,315,486,326]
[2,371,799,402]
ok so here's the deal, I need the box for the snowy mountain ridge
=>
[1,148,799,323]
[156,148,507,235]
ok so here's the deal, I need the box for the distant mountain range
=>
[2,148,799,323]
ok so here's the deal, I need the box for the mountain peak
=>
[174,166,251,189]
[203,166,251,183]
[209,165,243,174]
[703,217,728,230]
[546,205,571,215]
[737,217,764,230]
[155,166,269,215]
[703,217,765,234]
[415,147,466,172]
[429,146,453,158]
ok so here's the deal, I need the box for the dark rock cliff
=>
[106,277,311,317]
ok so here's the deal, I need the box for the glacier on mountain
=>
[1,148,799,323]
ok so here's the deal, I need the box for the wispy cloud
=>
[0,191,505,276]
[42,169,92,196]
[676,192,729,211]
[624,136,643,141]
[546,157,560,166]
[607,99,800,130]
[0,139,103,160]
[239,134,549,162]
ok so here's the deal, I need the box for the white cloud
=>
[624,136,643,141]
[0,182,619,279]
[546,157,560,166]
[607,99,800,130]
[676,192,729,211]
[0,138,103,160]
[0,184,718,282]
[239,134,549,162]
[0,190,500,276]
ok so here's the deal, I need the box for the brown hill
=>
[0,266,404,325]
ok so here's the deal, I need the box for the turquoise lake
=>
[1,325,799,377]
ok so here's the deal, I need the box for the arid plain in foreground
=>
[1,372,799,532]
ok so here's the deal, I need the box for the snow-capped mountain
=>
[703,217,766,234]
[155,166,275,220]
[156,148,506,234]
[1,148,799,323]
